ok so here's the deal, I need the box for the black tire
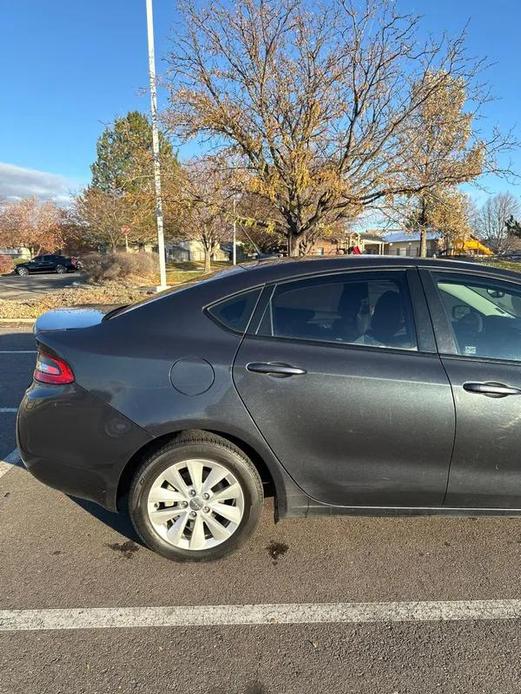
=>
[129,433,264,562]
[55,264,67,274]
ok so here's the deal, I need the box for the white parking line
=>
[2,599,521,632]
[0,448,20,480]
[0,408,17,413]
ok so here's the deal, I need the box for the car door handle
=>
[246,362,307,377]
[463,382,521,397]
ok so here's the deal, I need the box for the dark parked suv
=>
[17,256,521,561]
[16,254,78,276]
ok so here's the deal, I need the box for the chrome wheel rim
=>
[146,458,245,551]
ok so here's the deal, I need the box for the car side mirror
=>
[452,304,471,320]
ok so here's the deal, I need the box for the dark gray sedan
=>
[17,256,521,561]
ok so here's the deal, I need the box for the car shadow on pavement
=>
[70,496,142,544]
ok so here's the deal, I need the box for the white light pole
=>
[232,198,237,265]
[145,0,167,290]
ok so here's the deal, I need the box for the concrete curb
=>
[0,318,35,324]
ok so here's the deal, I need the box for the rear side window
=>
[207,288,261,333]
[257,271,417,350]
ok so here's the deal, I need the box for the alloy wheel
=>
[146,458,245,551]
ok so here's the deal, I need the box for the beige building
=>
[166,239,228,263]
[382,231,441,257]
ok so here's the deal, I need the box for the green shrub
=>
[0,255,14,275]
[82,252,159,285]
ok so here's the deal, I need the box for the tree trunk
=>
[204,248,212,273]
[298,233,313,256]
[287,233,300,257]
[419,227,428,258]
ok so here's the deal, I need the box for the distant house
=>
[165,239,228,263]
[0,247,31,260]
[381,230,493,257]
[382,230,442,257]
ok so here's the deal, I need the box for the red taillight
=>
[34,350,75,385]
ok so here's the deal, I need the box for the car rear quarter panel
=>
[37,277,306,515]
[17,382,152,509]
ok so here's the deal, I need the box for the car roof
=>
[179,254,521,300]
[235,254,521,283]
[116,254,521,320]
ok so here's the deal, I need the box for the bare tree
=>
[473,192,521,253]
[178,160,234,273]
[73,182,182,253]
[165,0,513,255]
[0,197,63,256]
[73,187,137,252]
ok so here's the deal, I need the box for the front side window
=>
[434,272,521,361]
[257,271,417,350]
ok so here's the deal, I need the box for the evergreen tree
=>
[77,111,181,249]
[91,111,177,196]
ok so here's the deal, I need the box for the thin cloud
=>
[0,162,81,203]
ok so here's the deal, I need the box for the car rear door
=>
[40,255,56,271]
[233,267,455,507]
[421,268,521,508]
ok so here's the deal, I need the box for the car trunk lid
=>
[34,305,120,334]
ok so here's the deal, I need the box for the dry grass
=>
[481,259,521,273]
[0,283,146,319]
[165,268,204,284]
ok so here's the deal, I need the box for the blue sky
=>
[1,0,520,203]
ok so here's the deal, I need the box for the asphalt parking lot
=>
[0,273,84,300]
[4,326,521,692]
